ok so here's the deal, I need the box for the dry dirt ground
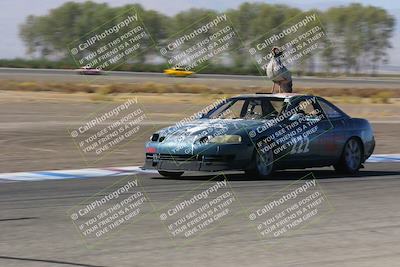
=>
[0,91,399,173]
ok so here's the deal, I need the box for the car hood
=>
[157,119,269,142]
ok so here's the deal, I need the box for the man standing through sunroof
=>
[266,47,293,93]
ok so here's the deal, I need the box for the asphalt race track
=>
[0,162,399,267]
[1,67,400,88]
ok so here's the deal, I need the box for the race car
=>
[144,93,375,178]
[76,66,102,75]
[163,67,194,77]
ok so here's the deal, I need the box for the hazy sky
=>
[0,0,399,66]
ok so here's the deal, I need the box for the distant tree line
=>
[18,2,395,75]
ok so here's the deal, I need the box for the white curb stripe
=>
[0,167,157,182]
[366,154,400,163]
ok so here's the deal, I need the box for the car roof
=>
[231,93,306,99]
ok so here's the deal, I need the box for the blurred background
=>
[0,0,398,76]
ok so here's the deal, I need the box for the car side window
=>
[319,100,342,119]
[285,98,323,121]
[244,100,263,119]
[297,100,319,117]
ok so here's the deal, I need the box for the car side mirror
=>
[289,113,301,121]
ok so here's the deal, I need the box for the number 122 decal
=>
[290,137,310,154]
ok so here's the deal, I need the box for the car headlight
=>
[208,135,242,144]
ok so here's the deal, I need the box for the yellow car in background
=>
[163,67,194,77]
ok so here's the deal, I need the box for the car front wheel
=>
[245,149,274,178]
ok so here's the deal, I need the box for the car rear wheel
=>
[245,149,274,178]
[334,138,362,174]
[158,171,184,178]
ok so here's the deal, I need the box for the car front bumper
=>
[143,141,255,172]
[143,153,247,172]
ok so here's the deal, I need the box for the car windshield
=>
[205,97,287,120]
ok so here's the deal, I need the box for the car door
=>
[277,96,333,167]
[316,98,347,163]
